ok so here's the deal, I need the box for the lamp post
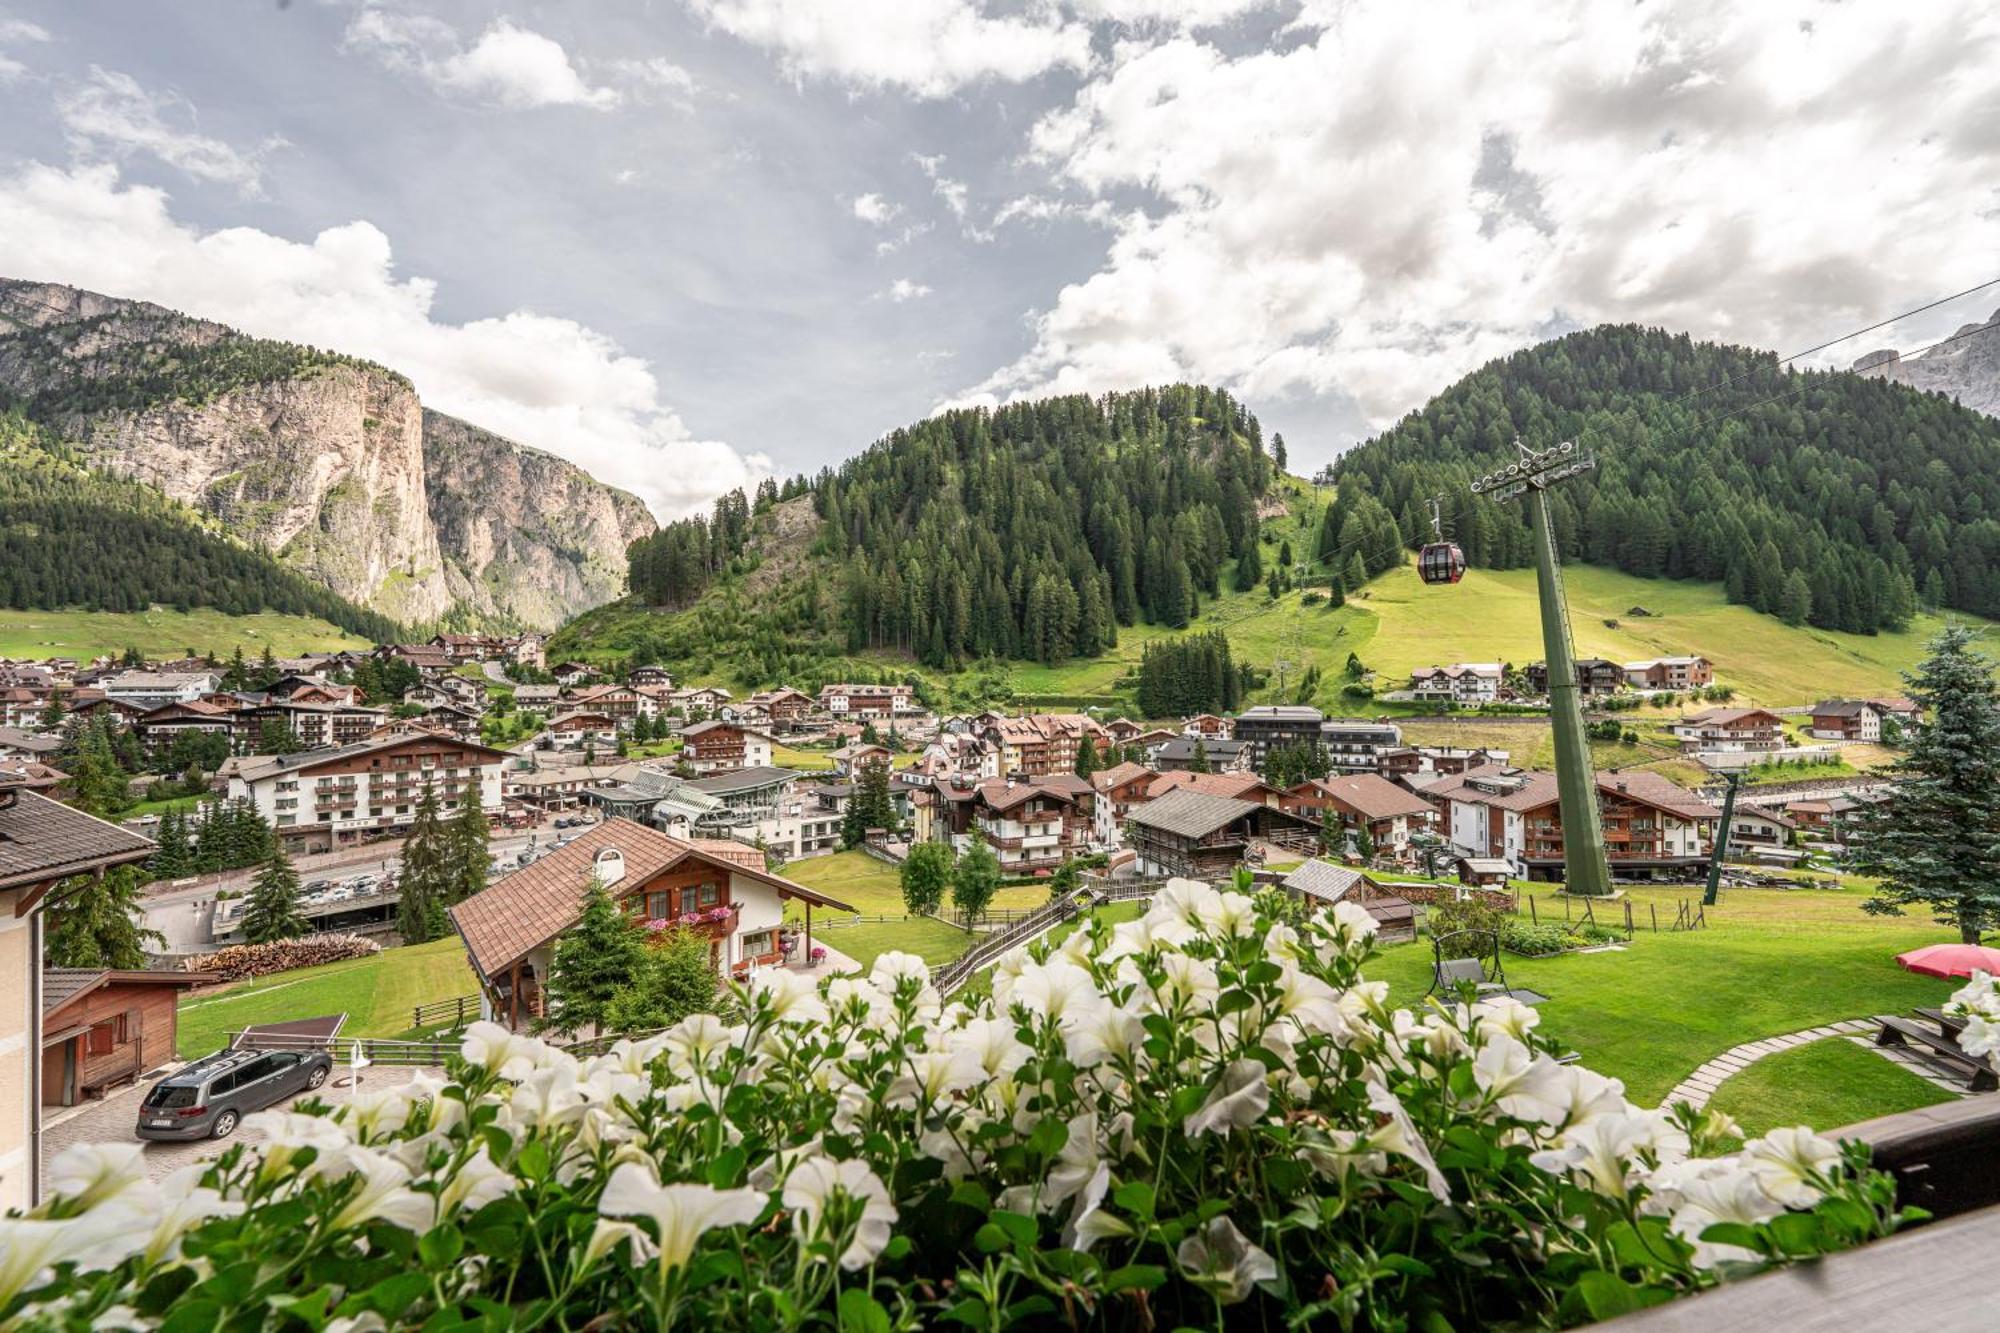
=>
[1471,440,1613,898]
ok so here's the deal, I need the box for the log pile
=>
[181,933,382,983]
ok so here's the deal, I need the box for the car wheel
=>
[210,1109,240,1139]
[305,1065,328,1090]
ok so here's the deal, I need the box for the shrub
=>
[14,883,1916,1328]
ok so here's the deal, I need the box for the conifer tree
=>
[542,877,646,1036]
[1233,535,1263,592]
[444,790,491,905]
[1074,733,1098,778]
[242,846,309,944]
[46,867,162,969]
[1850,624,2000,943]
[396,783,452,944]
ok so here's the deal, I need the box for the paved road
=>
[41,1064,435,1182]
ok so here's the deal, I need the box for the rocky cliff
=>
[424,410,654,630]
[1852,307,2000,418]
[0,278,654,631]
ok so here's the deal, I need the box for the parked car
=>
[136,1046,334,1141]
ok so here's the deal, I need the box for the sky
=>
[1,1,1997,520]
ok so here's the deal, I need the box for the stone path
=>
[1662,1017,1884,1110]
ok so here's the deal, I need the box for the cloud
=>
[967,1,2000,440]
[886,278,931,302]
[344,9,622,110]
[0,162,764,518]
[0,17,50,44]
[55,67,281,195]
[681,0,1092,97]
[851,192,900,224]
[912,152,993,241]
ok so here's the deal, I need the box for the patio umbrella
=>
[1895,944,2000,978]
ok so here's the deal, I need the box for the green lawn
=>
[0,607,368,663]
[1362,882,1962,1107]
[175,938,478,1059]
[124,793,203,820]
[1703,1037,1956,1137]
[780,850,1052,917]
[815,917,975,970]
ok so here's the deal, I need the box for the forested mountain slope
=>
[1327,325,2000,632]
[0,414,402,641]
[574,386,1273,680]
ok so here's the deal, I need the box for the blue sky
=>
[2,1,1996,518]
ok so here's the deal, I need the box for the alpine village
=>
[4,7,2000,1330]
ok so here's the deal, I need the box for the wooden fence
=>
[411,994,482,1032]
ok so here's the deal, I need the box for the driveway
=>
[41,1064,437,1182]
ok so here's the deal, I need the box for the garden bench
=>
[1435,957,1507,998]
[1913,1006,1967,1038]
[1875,1016,1998,1092]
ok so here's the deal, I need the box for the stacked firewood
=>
[182,933,382,984]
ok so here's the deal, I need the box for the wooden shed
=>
[41,968,215,1107]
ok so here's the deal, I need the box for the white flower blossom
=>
[327,1147,436,1233]
[1175,1215,1277,1304]
[1742,1127,1841,1209]
[1185,1059,1270,1138]
[45,1141,148,1210]
[782,1156,898,1271]
[597,1163,766,1274]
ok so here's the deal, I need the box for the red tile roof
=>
[1299,772,1436,821]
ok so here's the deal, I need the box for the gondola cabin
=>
[1418,542,1466,585]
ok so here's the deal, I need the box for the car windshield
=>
[143,1083,199,1109]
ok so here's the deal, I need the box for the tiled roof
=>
[449,817,855,977]
[1125,788,1263,838]
[1091,761,1155,793]
[1281,860,1364,902]
[0,787,156,893]
[232,731,507,783]
[1147,770,1267,801]
[42,966,211,1018]
[974,778,1081,812]
[1302,773,1435,821]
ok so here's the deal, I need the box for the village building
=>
[545,709,621,749]
[0,758,66,792]
[226,732,509,852]
[1408,663,1507,705]
[1151,736,1252,774]
[677,720,776,774]
[377,644,454,676]
[1721,804,1797,851]
[101,670,221,707]
[1103,718,1146,745]
[1318,718,1404,772]
[1278,862,1418,942]
[1524,658,1626,697]
[570,684,648,727]
[1282,772,1438,855]
[0,727,62,760]
[818,682,919,718]
[41,967,213,1109]
[1623,656,1714,691]
[511,684,563,710]
[626,664,675,688]
[551,661,604,687]
[503,760,641,811]
[1124,789,1317,878]
[1090,761,1158,847]
[1378,745,1510,780]
[429,633,505,664]
[972,775,1095,872]
[1180,713,1233,739]
[980,713,1105,778]
[0,773,158,1209]
[743,687,815,732]
[1230,704,1324,767]
[1672,707,1785,754]
[450,820,857,1027]
[1426,764,1719,882]
[0,687,48,728]
[829,742,893,777]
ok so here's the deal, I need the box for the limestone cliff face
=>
[1853,308,2000,418]
[0,278,654,630]
[423,410,655,630]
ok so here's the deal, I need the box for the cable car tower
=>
[1469,439,1613,898]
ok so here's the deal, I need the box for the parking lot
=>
[42,1063,437,1182]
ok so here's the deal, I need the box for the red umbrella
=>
[1895,944,2000,979]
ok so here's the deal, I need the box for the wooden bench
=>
[1876,1016,1998,1092]
[1914,1006,1968,1037]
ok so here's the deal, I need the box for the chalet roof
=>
[0,727,63,755]
[1234,705,1324,723]
[1147,770,1267,801]
[1810,700,1875,718]
[688,765,796,795]
[1734,803,1799,829]
[1302,772,1435,821]
[0,785,156,893]
[0,759,67,789]
[1682,708,1779,727]
[1152,737,1248,763]
[547,709,617,727]
[231,732,509,783]
[1457,857,1514,875]
[679,719,773,741]
[43,966,213,1019]
[1125,788,1264,838]
[1426,765,1718,821]
[449,817,853,976]
[1280,860,1365,902]
[974,778,1081,812]
[1092,761,1155,793]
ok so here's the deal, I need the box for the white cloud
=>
[886,278,931,302]
[681,0,1092,97]
[851,192,900,225]
[55,67,281,195]
[613,56,698,99]
[0,162,764,519]
[0,17,50,44]
[912,152,993,241]
[344,9,621,110]
[968,1,2000,438]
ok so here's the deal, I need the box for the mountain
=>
[1853,307,2000,418]
[563,385,1274,685]
[1329,324,2000,631]
[0,413,401,642]
[0,279,655,630]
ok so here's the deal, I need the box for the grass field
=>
[780,850,1054,918]
[1703,1037,1956,1137]
[1360,881,1962,1109]
[175,938,477,1059]
[0,607,369,663]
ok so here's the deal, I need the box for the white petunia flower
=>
[45,1141,148,1210]
[755,967,831,1026]
[782,1156,898,1271]
[1742,1127,1841,1208]
[118,1166,246,1266]
[1008,957,1106,1026]
[1365,1081,1451,1202]
[460,1022,557,1080]
[946,1016,1032,1079]
[597,1162,766,1275]
[0,1210,139,1306]
[1185,1059,1271,1138]
[1665,1167,1786,1268]
[327,1147,436,1233]
[1175,1214,1277,1304]
[432,1148,515,1220]
[576,1217,659,1274]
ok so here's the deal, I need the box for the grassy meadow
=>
[0,607,368,663]
[175,937,477,1059]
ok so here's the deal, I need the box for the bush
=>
[16,885,1912,1328]
[179,933,379,983]
[1500,920,1625,957]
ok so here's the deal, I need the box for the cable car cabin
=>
[1418,542,1466,585]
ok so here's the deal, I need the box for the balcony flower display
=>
[2,878,1914,1328]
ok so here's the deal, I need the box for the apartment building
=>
[226,732,509,853]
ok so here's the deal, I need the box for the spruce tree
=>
[604,926,720,1033]
[45,867,163,968]
[444,790,491,905]
[1233,535,1263,592]
[396,782,452,944]
[1074,733,1098,778]
[542,877,646,1036]
[149,809,194,880]
[242,847,309,943]
[1850,624,2000,943]
[1342,551,1367,595]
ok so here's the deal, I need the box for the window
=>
[645,890,673,919]
[689,881,721,910]
[741,930,774,957]
[87,1018,123,1055]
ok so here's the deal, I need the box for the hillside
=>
[0,413,400,642]
[579,386,1273,683]
[0,278,655,630]
[1328,324,2000,631]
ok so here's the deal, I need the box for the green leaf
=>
[419,1223,465,1268]
[949,1180,992,1212]
[1112,1180,1156,1219]
[1101,1264,1167,1293]
[1573,1271,1642,1320]
[1215,987,1255,1016]
[1696,1221,1763,1253]
[706,1145,748,1188]
[988,1209,1038,1251]
[837,1288,892,1333]
[159,1302,224,1333]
